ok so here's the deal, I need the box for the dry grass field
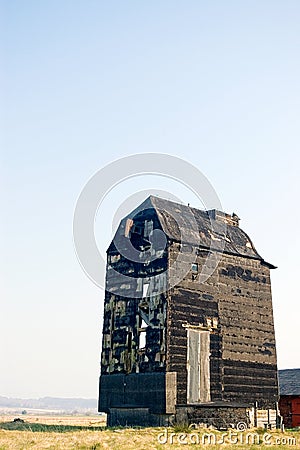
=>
[0,415,299,449]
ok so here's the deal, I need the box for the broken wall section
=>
[101,208,169,376]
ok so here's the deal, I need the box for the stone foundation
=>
[175,403,250,429]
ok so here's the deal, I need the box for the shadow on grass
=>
[0,422,104,433]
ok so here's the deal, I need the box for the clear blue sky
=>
[1,1,299,398]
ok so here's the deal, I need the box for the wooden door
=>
[187,329,210,403]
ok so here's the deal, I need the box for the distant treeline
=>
[0,396,97,411]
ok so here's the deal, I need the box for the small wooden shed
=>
[279,369,300,428]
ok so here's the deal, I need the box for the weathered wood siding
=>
[167,243,278,408]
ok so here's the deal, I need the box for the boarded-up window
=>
[187,329,210,403]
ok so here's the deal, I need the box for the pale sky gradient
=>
[1,1,299,398]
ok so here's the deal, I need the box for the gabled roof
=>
[279,369,300,396]
[112,195,274,265]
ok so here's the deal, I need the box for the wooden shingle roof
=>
[114,196,275,266]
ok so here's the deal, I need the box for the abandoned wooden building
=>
[98,196,279,428]
[279,369,300,428]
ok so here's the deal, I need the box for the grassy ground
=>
[0,415,299,449]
